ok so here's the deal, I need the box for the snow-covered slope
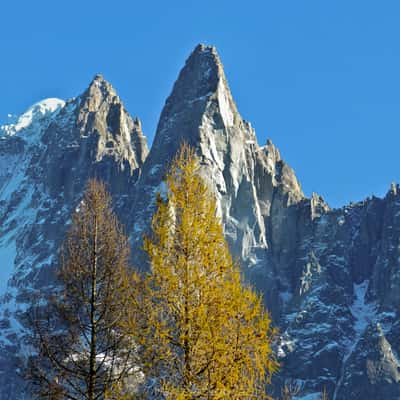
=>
[1,99,65,137]
[0,99,65,297]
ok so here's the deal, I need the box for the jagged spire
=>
[72,74,149,173]
[138,43,303,267]
[167,44,224,104]
[80,74,119,112]
[146,44,242,170]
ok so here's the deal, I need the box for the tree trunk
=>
[88,216,98,400]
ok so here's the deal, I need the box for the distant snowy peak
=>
[0,98,65,141]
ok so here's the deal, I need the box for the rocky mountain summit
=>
[0,44,399,399]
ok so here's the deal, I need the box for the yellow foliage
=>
[105,382,138,400]
[133,144,278,399]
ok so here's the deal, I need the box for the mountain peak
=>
[88,73,112,91]
[193,43,217,52]
[67,75,149,174]
[82,74,118,107]
[161,44,231,110]
[0,98,65,140]
[191,43,220,64]
[148,44,240,161]
[178,43,225,94]
[92,73,105,81]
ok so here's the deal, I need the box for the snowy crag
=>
[0,44,399,399]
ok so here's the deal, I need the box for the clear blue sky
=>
[1,0,400,208]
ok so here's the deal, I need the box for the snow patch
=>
[333,280,377,400]
[294,393,322,400]
[277,334,296,358]
[1,98,65,141]
[149,164,161,176]
[337,215,345,226]
[186,91,213,105]
[350,280,377,336]
[0,236,16,296]
[280,290,293,306]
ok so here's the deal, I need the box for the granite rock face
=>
[275,190,400,400]
[0,45,399,399]
[132,45,304,272]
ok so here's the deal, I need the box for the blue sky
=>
[1,0,400,207]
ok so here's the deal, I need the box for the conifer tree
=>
[136,145,278,399]
[28,179,138,400]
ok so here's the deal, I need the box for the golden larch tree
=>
[28,179,138,400]
[135,145,278,399]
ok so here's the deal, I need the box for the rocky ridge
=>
[0,77,148,397]
[0,45,398,399]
